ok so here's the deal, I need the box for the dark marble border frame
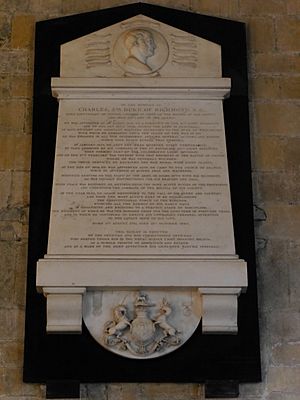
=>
[24,2,261,389]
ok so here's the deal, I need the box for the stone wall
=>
[0,0,299,399]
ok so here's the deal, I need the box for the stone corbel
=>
[199,288,242,334]
[43,287,86,333]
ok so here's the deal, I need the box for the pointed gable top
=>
[61,15,221,78]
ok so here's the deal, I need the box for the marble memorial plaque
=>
[36,14,248,358]
[48,98,234,256]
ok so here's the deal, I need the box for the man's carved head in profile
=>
[124,29,156,73]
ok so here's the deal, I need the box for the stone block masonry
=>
[0,0,299,399]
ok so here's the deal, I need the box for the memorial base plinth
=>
[38,256,247,335]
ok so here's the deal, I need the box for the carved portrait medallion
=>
[113,28,169,76]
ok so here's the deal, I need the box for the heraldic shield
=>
[83,290,202,359]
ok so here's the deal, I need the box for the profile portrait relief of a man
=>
[124,29,156,73]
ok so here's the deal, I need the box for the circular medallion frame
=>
[113,28,169,76]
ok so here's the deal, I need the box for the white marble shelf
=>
[37,257,247,290]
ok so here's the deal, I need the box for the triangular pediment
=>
[61,15,221,78]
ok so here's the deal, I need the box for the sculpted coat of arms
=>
[83,289,201,359]
[104,294,181,356]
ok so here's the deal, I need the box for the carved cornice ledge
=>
[51,77,231,100]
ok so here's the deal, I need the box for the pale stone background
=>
[0,0,299,399]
